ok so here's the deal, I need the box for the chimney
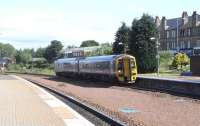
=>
[182,11,188,25]
[161,16,167,29]
[192,11,198,26]
[155,16,160,27]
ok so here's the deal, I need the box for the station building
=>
[155,11,200,50]
[63,46,102,58]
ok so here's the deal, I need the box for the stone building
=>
[155,11,200,50]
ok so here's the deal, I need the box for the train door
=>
[123,56,131,82]
[116,56,137,83]
[116,58,124,82]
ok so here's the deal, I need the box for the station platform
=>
[0,75,94,126]
[139,74,200,83]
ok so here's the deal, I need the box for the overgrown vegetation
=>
[7,64,55,75]
[159,51,174,71]
[171,53,190,71]
[3,40,63,75]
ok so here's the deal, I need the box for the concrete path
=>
[0,74,94,126]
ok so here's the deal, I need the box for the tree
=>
[44,40,63,63]
[67,45,77,49]
[172,53,190,70]
[113,22,130,54]
[129,14,158,73]
[35,47,46,58]
[0,43,16,58]
[15,49,32,64]
[23,48,34,57]
[80,40,99,47]
[100,43,112,55]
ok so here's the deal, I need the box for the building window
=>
[180,41,185,49]
[199,27,200,35]
[188,28,191,36]
[167,42,169,50]
[180,30,183,37]
[187,41,191,48]
[172,31,176,38]
[197,40,200,47]
[173,41,176,49]
[166,31,169,38]
[183,29,186,37]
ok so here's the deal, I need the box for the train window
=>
[101,62,110,69]
[64,63,70,69]
[96,64,101,68]
[130,60,135,68]
[83,64,89,68]
[95,62,110,69]
[118,60,123,70]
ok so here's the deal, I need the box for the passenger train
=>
[54,54,137,83]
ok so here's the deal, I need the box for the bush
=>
[171,53,190,70]
[7,64,21,71]
[30,58,49,68]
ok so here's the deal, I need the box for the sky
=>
[0,0,200,49]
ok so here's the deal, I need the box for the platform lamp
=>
[118,42,128,54]
[150,37,160,76]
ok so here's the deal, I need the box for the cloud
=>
[0,10,116,49]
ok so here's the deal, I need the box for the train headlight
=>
[118,70,121,73]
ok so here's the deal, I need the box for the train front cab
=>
[115,55,137,83]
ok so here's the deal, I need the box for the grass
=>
[6,64,55,76]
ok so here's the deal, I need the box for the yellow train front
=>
[54,54,137,84]
[115,55,137,83]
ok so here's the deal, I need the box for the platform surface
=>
[0,74,93,126]
[139,74,200,83]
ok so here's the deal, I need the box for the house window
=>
[184,29,187,36]
[180,30,182,37]
[197,40,200,47]
[167,42,169,50]
[188,28,191,36]
[171,41,173,49]
[166,31,169,38]
[173,41,176,49]
[172,31,176,38]
[187,41,191,48]
[180,41,185,49]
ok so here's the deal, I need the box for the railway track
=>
[25,78,127,126]
[11,72,200,99]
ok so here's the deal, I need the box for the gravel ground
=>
[19,74,200,126]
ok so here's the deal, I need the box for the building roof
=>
[166,15,200,30]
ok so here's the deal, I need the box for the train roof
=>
[56,57,77,62]
[83,55,117,61]
[80,54,135,61]
[55,54,135,63]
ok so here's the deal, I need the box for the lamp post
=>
[119,42,124,54]
[150,37,160,76]
[119,42,128,54]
